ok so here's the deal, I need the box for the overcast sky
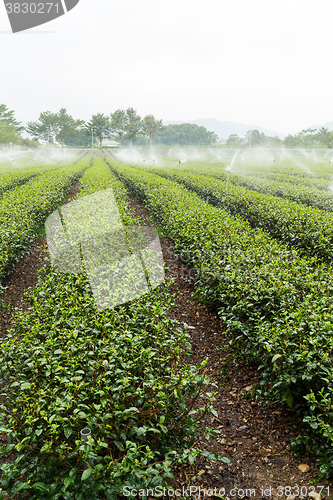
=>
[1,0,332,135]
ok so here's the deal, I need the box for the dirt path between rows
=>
[0,182,331,499]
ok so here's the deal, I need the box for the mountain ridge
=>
[163,118,286,140]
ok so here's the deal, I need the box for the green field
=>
[1,147,333,497]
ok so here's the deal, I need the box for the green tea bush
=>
[0,156,226,497]
[78,157,137,226]
[157,161,333,212]
[202,168,333,213]
[0,157,91,283]
[0,170,38,195]
[107,159,333,476]
[242,170,332,191]
[0,271,218,499]
[0,157,88,198]
[147,168,333,263]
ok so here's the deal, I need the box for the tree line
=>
[226,127,333,148]
[26,108,164,149]
[3,103,333,149]
[0,104,218,148]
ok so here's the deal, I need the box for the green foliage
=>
[0,169,38,195]
[224,130,282,148]
[0,158,225,496]
[283,128,321,148]
[236,169,332,191]
[107,158,333,476]
[0,123,22,145]
[79,157,137,226]
[226,134,242,147]
[0,159,79,196]
[187,166,333,213]
[141,115,164,148]
[0,272,215,498]
[124,108,142,147]
[146,167,333,263]
[0,103,24,132]
[153,123,218,146]
[26,109,85,148]
[86,114,112,148]
[110,110,126,148]
[0,157,90,283]
[65,129,94,147]
[246,129,266,147]
[315,128,333,149]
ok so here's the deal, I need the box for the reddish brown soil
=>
[0,183,331,499]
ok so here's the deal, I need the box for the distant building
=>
[103,140,119,147]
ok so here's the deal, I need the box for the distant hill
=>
[163,118,286,140]
[323,121,333,131]
[300,121,333,133]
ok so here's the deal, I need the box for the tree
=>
[226,134,241,147]
[65,129,94,147]
[86,113,111,148]
[0,104,24,132]
[110,110,126,148]
[246,129,266,147]
[316,127,333,148]
[26,108,84,149]
[0,123,21,145]
[141,115,164,148]
[153,123,218,146]
[124,108,142,147]
[283,134,302,148]
[266,135,283,147]
[296,129,319,147]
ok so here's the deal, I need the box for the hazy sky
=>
[1,0,332,135]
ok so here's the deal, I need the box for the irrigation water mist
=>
[110,146,333,189]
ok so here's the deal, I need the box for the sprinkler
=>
[81,427,91,441]
[81,427,93,470]
[80,427,97,493]
[178,160,181,173]
[226,167,230,193]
